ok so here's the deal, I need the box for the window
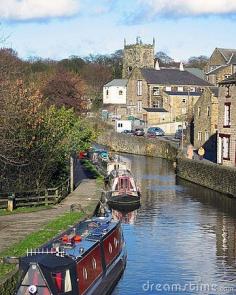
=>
[190,87,195,92]
[224,74,231,79]
[92,257,97,270]
[224,103,231,127]
[205,131,209,141]
[128,66,133,73]
[182,98,186,103]
[198,107,201,117]
[153,87,160,95]
[119,90,123,95]
[198,132,202,141]
[137,80,142,96]
[225,85,231,98]
[137,100,142,112]
[222,136,230,160]
[178,86,184,92]
[207,106,210,117]
[165,86,172,91]
[83,267,88,280]
[109,242,113,254]
[114,237,119,248]
[152,101,160,108]
[118,123,123,128]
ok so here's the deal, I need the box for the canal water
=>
[111,154,236,295]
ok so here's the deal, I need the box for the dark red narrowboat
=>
[15,215,127,295]
[106,170,141,206]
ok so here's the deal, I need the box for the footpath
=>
[0,179,100,253]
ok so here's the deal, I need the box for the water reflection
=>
[112,154,236,295]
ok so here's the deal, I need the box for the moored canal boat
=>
[106,169,141,206]
[15,215,127,295]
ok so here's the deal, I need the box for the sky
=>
[1,0,236,61]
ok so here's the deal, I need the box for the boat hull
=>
[107,193,141,206]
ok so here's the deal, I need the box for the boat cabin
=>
[16,216,125,295]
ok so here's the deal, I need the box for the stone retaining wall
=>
[97,132,178,161]
[177,157,236,197]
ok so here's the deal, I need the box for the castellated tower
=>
[122,37,155,78]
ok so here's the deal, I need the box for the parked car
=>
[175,129,186,140]
[146,130,157,138]
[121,129,134,135]
[147,127,165,136]
[134,128,145,136]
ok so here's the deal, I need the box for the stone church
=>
[103,38,212,125]
[122,37,155,78]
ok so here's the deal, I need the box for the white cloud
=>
[0,0,80,21]
[140,0,236,16]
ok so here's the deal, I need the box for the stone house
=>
[217,73,236,167]
[205,48,236,85]
[193,87,218,162]
[126,64,212,123]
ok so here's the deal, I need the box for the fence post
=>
[70,156,74,193]
[8,193,16,212]
[55,189,59,204]
[45,189,48,206]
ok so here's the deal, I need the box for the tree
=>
[186,55,209,69]
[42,69,88,114]
[155,51,174,65]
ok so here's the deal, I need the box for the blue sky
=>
[1,0,236,61]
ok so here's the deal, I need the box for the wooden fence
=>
[0,178,70,210]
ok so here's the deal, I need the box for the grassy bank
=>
[81,159,104,180]
[0,211,85,281]
[0,205,53,217]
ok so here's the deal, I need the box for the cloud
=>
[139,0,236,16]
[123,0,236,24]
[0,0,80,21]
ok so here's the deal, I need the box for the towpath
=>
[0,179,100,253]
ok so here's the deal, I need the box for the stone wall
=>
[97,132,178,161]
[177,157,236,197]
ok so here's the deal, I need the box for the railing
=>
[0,178,70,211]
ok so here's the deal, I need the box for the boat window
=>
[83,267,88,280]
[52,270,72,293]
[92,257,97,270]
[114,237,119,248]
[109,242,113,254]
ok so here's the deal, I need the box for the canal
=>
[111,154,236,295]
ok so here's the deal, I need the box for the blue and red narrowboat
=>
[15,215,126,295]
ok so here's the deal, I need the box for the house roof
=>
[143,107,168,113]
[185,68,205,79]
[209,87,219,97]
[164,91,202,96]
[104,79,128,87]
[141,68,212,86]
[217,48,236,61]
[219,73,236,85]
[227,53,236,64]
[206,65,226,75]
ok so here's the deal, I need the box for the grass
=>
[0,205,53,217]
[0,211,85,280]
[81,159,104,180]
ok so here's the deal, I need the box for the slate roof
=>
[143,107,168,113]
[104,79,128,87]
[219,73,236,85]
[217,48,236,61]
[185,68,205,79]
[164,91,201,96]
[227,53,236,64]
[141,68,212,86]
[206,65,226,75]
[209,87,219,97]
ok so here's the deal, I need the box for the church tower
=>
[122,37,155,78]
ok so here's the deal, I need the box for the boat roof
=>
[110,169,133,178]
[23,215,119,267]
